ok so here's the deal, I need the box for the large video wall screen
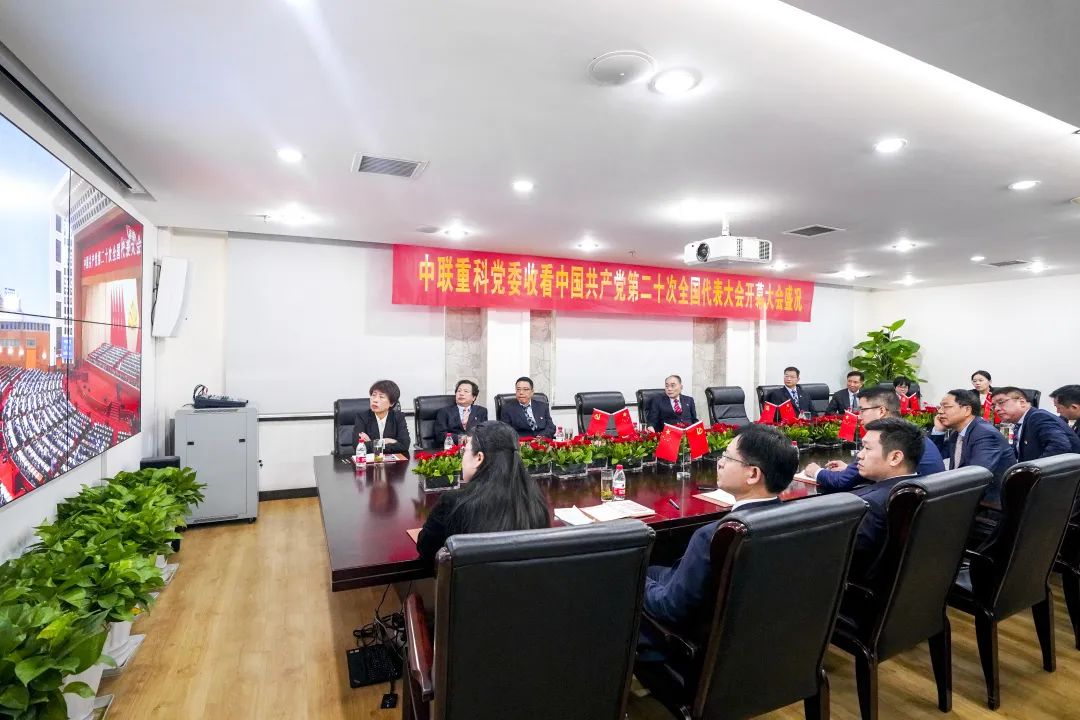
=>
[0,112,143,507]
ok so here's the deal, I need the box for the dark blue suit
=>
[1014,408,1080,461]
[817,436,946,492]
[501,399,557,439]
[432,403,488,441]
[765,385,812,421]
[643,498,781,628]
[931,417,1014,505]
[645,394,698,433]
[850,474,917,581]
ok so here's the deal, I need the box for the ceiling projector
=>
[684,235,772,266]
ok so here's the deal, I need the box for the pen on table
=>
[668,498,680,510]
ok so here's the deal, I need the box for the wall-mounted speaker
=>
[151,256,189,338]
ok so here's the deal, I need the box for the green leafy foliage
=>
[848,319,924,387]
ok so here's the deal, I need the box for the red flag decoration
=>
[907,394,921,412]
[777,400,796,423]
[613,407,636,437]
[655,424,683,463]
[685,421,708,459]
[838,410,859,442]
[758,402,778,425]
[587,410,610,436]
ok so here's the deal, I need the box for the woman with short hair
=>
[355,379,411,457]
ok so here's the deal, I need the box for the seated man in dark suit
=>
[500,376,556,439]
[432,379,488,443]
[848,418,923,582]
[931,389,1014,506]
[645,374,698,432]
[992,385,1080,460]
[355,379,412,457]
[826,370,864,414]
[804,385,944,491]
[642,424,795,630]
[765,366,811,420]
[1051,385,1080,439]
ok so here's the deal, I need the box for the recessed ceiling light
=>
[890,238,918,252]
[276,147,303,163]
[441,222,470,240]
[650,68,701,96]
[577,235,601,252]
[1008,179,1040,191]
[1028,261,1047,273]
[265,204,315,225]
[512,179,534,194]
[874,138,907,154]
[970,255,986,262]
[833,267,870,281]
[895,275,922,286]
[769,261,791,272]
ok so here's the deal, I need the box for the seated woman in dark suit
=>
[355,379,411,457]
[416,421,550,568]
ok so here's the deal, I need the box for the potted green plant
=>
[605,436,649,472]
[411,446,464,491]
[848,319,924,387]
[549,436,594,479]
[807,416,842,449]
[704,424,736,459]
[519,439,552,477]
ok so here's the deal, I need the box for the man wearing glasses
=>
[803,386,944,491]
[992,386,1080,461]
[931,389,1014,506]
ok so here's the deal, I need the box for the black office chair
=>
[704,386,750,426]
[332,398,369,456]
[404,521,655,720]
[634,494,868,720]
[947,454,1080,709]
[1056,513,1080,650]
[413,395,456,450]
[636,388,667,426]
[831,467,990,720]
[802,383,831,416]
[1018,387,1042,407]
[493,392,550,423]
[574,391,626,435]
[875,380,922,400]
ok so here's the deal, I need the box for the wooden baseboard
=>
[258,487,318,502]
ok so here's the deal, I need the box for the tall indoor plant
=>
[848,319,924,387]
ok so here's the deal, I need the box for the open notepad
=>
[692,488,737,507]
[360,453,408,463]
[553,500,656,526]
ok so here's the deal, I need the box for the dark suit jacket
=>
[765,385,811,420]
[645,394,698,433]
[1071,419,1080,439]
[355,408,411,457]
[501,399,557,439]
[817,436,946,492]
[643,498,781,628]
[931,417,1014,505]
[825,388,860,415]
[431,403,488,441]
[1014,408,1080,462]
[850,474,917,582]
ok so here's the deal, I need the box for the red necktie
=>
[674,398,682,415]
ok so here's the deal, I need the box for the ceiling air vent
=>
[784,225,843,237]
[352,153,427,179]
[987,259,1029,267]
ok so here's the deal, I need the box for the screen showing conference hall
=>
[0,112,143,507]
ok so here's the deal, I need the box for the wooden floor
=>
[102,497,1080,720]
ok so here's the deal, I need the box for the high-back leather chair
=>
[635,388,666,426]
[403,521,655,720]
[875,380,922,400]
[413,395,456,450]
[332,398,369,456]
[1018,387,1042,407]
[831,467,991,720]
[493,392,549,423]
[802,383,831,416]
[947,454,1080,709]
[1056,511,1080,650]
[704,386,750,426]
[634,494,868,720]
[574,391,626,435]
[756,384,785,417]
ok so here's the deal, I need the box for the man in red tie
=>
[645,374,697,432]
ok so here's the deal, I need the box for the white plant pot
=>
[155,554,166,569]
[64,662,104,720]
[104,621,132,656]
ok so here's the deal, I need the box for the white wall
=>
[765,285,862,392]
[860,272,1080,404]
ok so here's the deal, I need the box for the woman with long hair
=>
[971,370,997,422]
[416,421,549,567]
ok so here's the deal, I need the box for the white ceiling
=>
[1,0,1079,289]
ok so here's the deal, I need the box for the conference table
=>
[314,447,851,592]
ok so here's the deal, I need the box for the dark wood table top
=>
[314,448,849,591]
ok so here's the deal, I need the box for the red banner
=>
[392,244,814,321]
[80,224,143,278]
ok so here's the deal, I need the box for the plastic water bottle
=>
[555,426,565,442]
[443,433,454,451]
[612,464,627,500]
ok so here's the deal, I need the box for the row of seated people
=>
[401,419,1080,717]
[86,342,141,386]
[12,416,113,482]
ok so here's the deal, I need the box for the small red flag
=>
[587,409,610,436]
[982,395,998,422]
[839,410,858,441]
[759,402,778,424]
[686,421,708,459]
[613,407,636,437]
[777,400,796,423]
[655,424,683,462]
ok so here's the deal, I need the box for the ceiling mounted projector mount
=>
[587,50,657,86]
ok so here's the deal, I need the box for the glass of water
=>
[600,467,614,502]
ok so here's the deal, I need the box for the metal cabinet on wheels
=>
[175,406,259,524]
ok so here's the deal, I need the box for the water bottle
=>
[443,433,454,451]
[612,464,627,500]
[791,439,800,458]
[555,425,565,442]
